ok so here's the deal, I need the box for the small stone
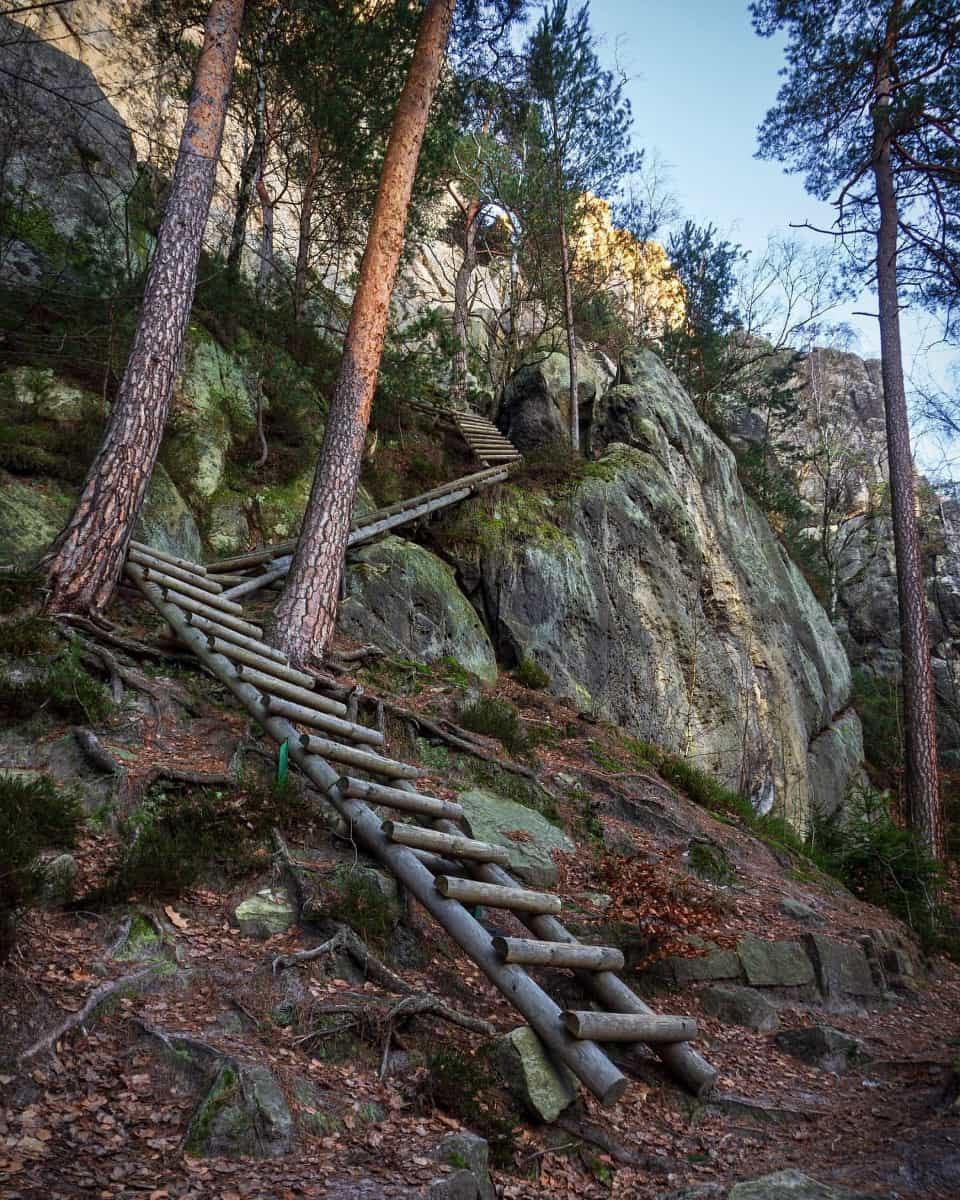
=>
[497,1026,577,1122]
[774,1026,862,1072]
[701,985,780,1033]
[432,1132,494,1200]
[234,889,296,939]
[37,852,77,904]
[779,897,821,922]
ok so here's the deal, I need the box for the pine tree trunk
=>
[293,130,321,323]
[553,156,579,452]
[270,0,456,668]
[451,197,481,405]
[872,20,943,858]
[45,0,244,617]
[227,63,267,274]
[256,175,274,299]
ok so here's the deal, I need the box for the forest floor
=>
[1,590,959,1200]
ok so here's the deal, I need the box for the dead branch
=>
[18,964,162,1064]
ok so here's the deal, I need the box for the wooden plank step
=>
[492,937,624,971]
[300,733,420,779]
[130,540,210,575]
[338,776,464,820]
[435,876,561,915]
[561,1012,698,1043]
[265,696,384,745]
[233,663,347,715]
[382,821,510,865]
[208,639,320,689]
[128,549,223,594]
[184,613,290,664]
[138,568,244,614]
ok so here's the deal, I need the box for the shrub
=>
[514,656,551,690]
[0,642,113,725]
[0,615,57,656]
[812,787,946,946]
[0,773,83,959]
[459,697,529,756]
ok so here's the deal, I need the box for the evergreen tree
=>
[752,0,960,858]
[45,0,245,617]
[524,0,639,450]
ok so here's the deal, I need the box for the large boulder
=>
[455,787,573,886]
[340,536,498,684]
[466,349,862,828]
[499,348,614,452]
[737,937,816,989]
[774,1026,863,1072]
[0,472,74,565]
[802,934,879,1005]
[701,985,780,1034]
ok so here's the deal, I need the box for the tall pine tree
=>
[753,0,960,858]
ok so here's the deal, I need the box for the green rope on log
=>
[277,739,289,788]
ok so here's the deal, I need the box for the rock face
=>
[340,537,498,684]
[498,348,615,452]
[481,349,862,826]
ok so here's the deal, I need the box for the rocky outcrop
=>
[498,347,615,452]
[476,349,862,825]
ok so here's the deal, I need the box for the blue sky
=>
[586,0,956,462]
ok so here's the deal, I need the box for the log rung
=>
[435,875,561,915]
[184,613,289,664]
[159,590,263,638]
[141,568,244,613]
[129,540,209,575]
[128,548,222,593]
[338,776,464,820]
[300,734,420,779]
[233,663,347,716]
[383,821,510,865]
[492,937,624,972]
[266,696,384,745]
[209,640,318,688]
[561,1011,698,1043]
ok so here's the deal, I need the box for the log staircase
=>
[121,404,716,1106]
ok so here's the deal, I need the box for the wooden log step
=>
[208,639,319,688]
[561,1012,698,1043]
[300,733,420,779]
[383,821,511,865]
[435,876,561,915]
[265,696,384,745]
[492,937,625,971]
[208,546,287,573]
[139,568,244,614]
[130,540,209,575]
[221,558,291,601]
[338,776,464,820]
[162,591,264,638]
[128,549,223,594]
[184,613,290,665]
[233,663,347,715]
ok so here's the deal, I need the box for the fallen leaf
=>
[163,906,189,930]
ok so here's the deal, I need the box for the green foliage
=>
[812,787,946,946]
[0,569,45,615]
[0,642,113,726]
[463,757,561,825]
[688,841,737,885]
[426,1045,519,1168]
[0,615,57,656]
[852,669,904,791]
[459,696,529,756]
[513,656,551,690]
[326,867,397,951]
[0,773,83,959]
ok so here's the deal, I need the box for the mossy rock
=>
[185,1060,294,1158]
[135,462,203,563]
[456,788,573,887]
[0,471,74,565]
[234,889,296,939]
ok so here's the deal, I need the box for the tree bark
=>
[872,6,943,858]
[553,148,579,451]
[45,0,244,617]
[451,196,481,405]
[270,0,457,668]
[293,130,321,322]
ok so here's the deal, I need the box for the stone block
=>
[774,1026,863,1072]
[737,936,815,988]
[803,934,879,1001]
[496,1026,576,1122]
[701,985,780,1033]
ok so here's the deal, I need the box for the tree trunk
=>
[45,0,244,617]
[553,152,579,452]
[872,14,943,858]
[256,175,274,299]
[270,0,457,668]
[226,58,267,274]
[451,196,481,405]
[293,130,321,322]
